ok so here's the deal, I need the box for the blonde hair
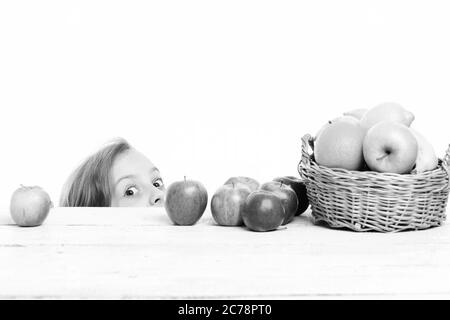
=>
[60,138,131,207]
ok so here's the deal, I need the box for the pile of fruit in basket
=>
[313,102,438,174]
[164,175,309,232]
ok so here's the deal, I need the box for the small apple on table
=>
[210,176,259,227]
[260,181,298,225]
[164,177,208,225]
[242,190,285,232]
[10,185,53,227]
[272,176,309,216]
[210,182,252,226]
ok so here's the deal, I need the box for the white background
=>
[1,0,449,210]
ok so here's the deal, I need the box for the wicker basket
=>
[298,134,450,232]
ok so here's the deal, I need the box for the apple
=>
[164,178,208,225]
[363,121,418,174]
[273,176,309,216]
[10,185,53,227]
[242,190,285,232]
[224,176,260,192]
[210,183,252,226]
[260,181,298,225]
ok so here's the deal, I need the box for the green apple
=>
[363,121,418,174]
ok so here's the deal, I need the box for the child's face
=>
[109,148,165,207]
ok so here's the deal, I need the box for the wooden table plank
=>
[1,207,449,299]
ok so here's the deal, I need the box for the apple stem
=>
[376,154,389,161]
[184,176,186,183]
[232,182,235,189]
[280,181,283,188]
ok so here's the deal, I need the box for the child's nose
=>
[149,188,165,206]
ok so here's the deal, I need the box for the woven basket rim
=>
[304,155,448,179]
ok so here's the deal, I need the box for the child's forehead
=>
[112,148,157,176]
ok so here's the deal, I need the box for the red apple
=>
[224,176,260,192]
[363,121,418,174]
[260,181,298,225]
[211,183,251,226]
[242,191,285,232]
[10,185,53,227]
[164,178,208,225]
[273,176,309,216]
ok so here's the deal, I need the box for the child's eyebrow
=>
[114,174,136,187]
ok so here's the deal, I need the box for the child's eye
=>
[153,178,164,188]
[124,186,138,197]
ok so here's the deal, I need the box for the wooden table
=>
[1,207,449,299]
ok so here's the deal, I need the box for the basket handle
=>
[443,144,450,168]
[442,145,450,190]
[299,134,314,170]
